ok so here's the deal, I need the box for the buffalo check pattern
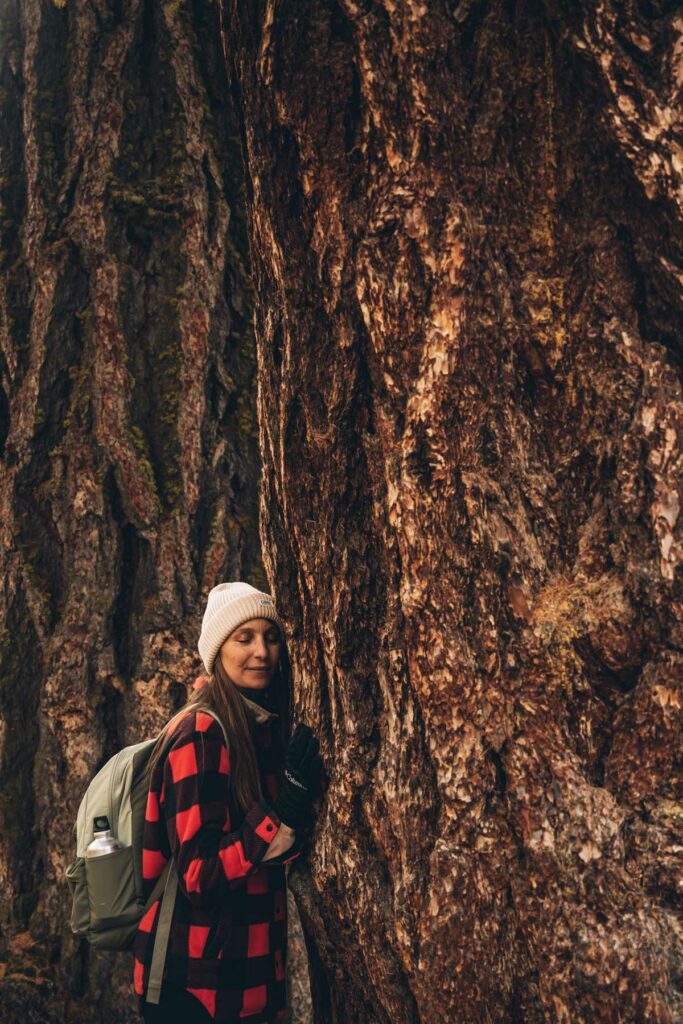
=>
[132,700,304,1023]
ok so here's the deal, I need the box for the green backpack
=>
[65,708,228,1004]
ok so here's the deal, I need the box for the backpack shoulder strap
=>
[145,860,178,1005]
[194,706,229,749]
[143,857,172,915]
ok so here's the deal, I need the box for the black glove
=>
[271,723,322,830]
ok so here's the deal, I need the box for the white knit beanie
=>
[197,581,285,675]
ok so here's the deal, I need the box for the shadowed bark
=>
[221,0,683,1021]
[0,1,309,1021]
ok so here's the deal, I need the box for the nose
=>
[252,636,269,660]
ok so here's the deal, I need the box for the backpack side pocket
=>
[66,857,90,934]
[85,845,138,929]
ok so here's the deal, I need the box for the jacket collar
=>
[193,674,279,726]
[239,691,279,726]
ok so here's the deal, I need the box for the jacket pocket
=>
[201,914,227,960]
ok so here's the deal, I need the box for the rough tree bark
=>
[0,2,315,1022]
[222,1,683,1022]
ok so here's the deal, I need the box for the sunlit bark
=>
[222,1,683,1021]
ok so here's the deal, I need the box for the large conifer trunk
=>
[222,1,683,1021]
[0,1,283,1020]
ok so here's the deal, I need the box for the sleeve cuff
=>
[246,800,281,847]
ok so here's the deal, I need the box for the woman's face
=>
[218,617,282,691]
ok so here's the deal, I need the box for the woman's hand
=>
[262,822,297,861]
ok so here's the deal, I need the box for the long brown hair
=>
[145,639,292,815]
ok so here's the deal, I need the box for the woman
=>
[131,581,322,1024]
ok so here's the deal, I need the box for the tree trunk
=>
[222,1,683,1021]
[0,1,280,1020]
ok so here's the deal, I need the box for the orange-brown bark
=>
[222,1,683,1021]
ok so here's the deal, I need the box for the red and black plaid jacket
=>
[131,690,304,1023]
